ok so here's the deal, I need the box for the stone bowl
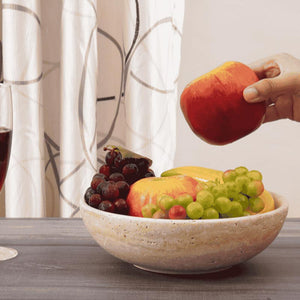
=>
[80,193,288,274]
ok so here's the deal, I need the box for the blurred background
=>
[177,0,300,217]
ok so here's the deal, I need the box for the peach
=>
[126,175,202,217]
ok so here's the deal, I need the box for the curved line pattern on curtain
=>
[2,0,185,217]
[2,3,41,25]
[78,4,98,172]
[125,0,140,64]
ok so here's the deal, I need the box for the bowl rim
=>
[80,191,288,224]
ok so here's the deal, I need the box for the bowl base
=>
[133,264,232,275]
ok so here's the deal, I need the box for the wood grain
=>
[0,218,299,300]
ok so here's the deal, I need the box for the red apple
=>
[180,61,266,145]
[126,175,201,217]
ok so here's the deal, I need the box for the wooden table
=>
[0,218,299,300]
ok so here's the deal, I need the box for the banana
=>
[161,166,223,183]
[246,190,275,215]
[161,166,275,214]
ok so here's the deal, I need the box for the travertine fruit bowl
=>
[80,193,288,274]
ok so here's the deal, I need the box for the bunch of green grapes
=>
[198,166,265,219]
[141,166,265,220]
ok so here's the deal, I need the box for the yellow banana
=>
[161,166,223,183]
[246,190,275,215]
[161,166,275,214]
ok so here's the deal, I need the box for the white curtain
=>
[1,0,185,217]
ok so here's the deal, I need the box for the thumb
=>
[243,74,300,103]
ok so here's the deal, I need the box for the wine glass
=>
[0,83,17,261]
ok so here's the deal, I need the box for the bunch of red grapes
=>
[84,146,155,214]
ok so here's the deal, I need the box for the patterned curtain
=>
[1,0,185,217]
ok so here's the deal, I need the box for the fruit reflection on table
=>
[84,146,275,220]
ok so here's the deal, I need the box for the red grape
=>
[91,176,106,190]
[96,181,108,194]
[93,173,107,180]
[86,147,155,216]
[169,205,187,219]
[115,181,130,198]
[109,172,125,182]
[122,163,138,178]
[137,158,149,174]
[88,194,102,208]
[99,164,110,177]
[114,155,124,169]
[104,147,122,166]
[114,198,129,214]
[84,187,96,203]
[144,169,155,178]
[101,181,119,200]
[110,166,120,174]
[123,157,137,165]
[99,200,115,213]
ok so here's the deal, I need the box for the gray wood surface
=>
[0,218,299,300]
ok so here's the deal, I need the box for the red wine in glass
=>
[0,83,17,261]
[0,127,12,190]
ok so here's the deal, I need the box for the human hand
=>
[243,53,300,122]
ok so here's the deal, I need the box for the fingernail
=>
[244,87,259,102]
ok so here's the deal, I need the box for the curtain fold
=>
[3,0,46,217]
[60,0,98,217]
[1,0,185,217]
[123,0,184,176]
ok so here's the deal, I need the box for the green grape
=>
[249,197,265,213]
[235,166,248,176]
[235,175,251,194]
[211,184,228,198]
[224,181,240,198]
[196,190,214,209]
[186,202,204,219]
[202,207,219,219]
[227,201,243,218]
[243,211,251,217]
[247,170,263,181]
[214,197,232,214]
[232,193,249,210]
[220,213,228,218]
[222,169,237,182]
[141,203,159,218]
[202,183,209,190]
[205,180,218,192]
[157,194,175,211]
[152,209,168,219]
[246,180,264,197]
[175,194,193,209]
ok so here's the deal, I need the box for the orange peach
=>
[126,175,202,217]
